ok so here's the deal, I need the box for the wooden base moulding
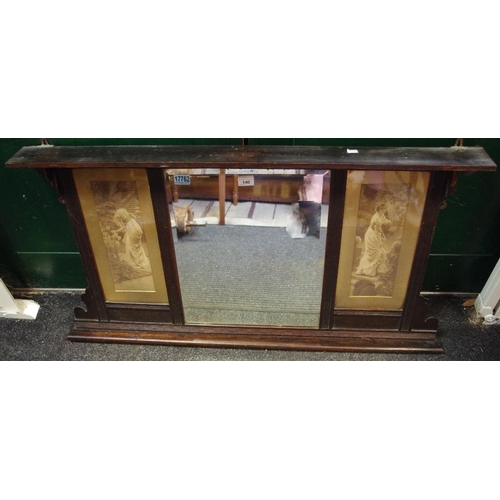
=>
[68,321,444,354]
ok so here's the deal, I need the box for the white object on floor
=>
[474,257,500,325]
[0,279,40,320]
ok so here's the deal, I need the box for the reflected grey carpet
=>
[174,225,327,326]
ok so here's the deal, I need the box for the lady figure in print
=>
[356,204,392,277]
[112,208,150,270]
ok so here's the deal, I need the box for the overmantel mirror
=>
[7,145,497,353]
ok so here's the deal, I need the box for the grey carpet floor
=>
[1,291,500,360]
[175,225,326,326]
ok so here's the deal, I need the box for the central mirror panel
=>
[165,168,330,327]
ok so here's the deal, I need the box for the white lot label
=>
[173,174,191,185]
[238,175,254,186]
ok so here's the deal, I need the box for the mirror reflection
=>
[166,168,330,327]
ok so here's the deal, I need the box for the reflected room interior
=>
[165,168,330,327]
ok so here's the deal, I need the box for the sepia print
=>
[335,170,430,310]
[351,182,410,297]
[73,169,169,303]
[90,180,154,291]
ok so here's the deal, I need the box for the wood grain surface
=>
[6,145,496,171]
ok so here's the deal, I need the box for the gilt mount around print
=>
[72,168,169,304]
[335,170,430,310]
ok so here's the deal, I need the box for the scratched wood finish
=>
[106,303,173,323]
[7,145,496,171]
[148,169,185,325]
[400,171,451,331]
[7,145,497,354]
[68,321,444,354]
[56,169,108,322]
[320,170,347,329]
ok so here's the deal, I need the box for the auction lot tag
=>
[173,174,191,185]
[238,175,254,186]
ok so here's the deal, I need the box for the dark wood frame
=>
[7,145,497,353]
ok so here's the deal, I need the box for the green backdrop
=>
[1,138,499,293]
